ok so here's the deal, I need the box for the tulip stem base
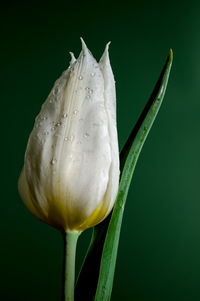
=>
[63,231,80,301]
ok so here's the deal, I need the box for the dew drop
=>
[64,135,74,142]
[35,122,42,128]
[73,110,78,115]
[90,72,95,77]
[102,286,106,293]
[78,75,83,80]
[84,132,90,138]
[63,113,68,118]
[85,87,93,94]
[53,86,59,95]
[51,158,57,165]
[41,116,47,121]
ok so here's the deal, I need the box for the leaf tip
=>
[169,48,173,62]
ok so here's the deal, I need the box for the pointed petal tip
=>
[106,41,111,51]
[103,41,111,58]
[80,37,89,55]
[99,41,111,65]
[69,52,76,64]
[79,37,97,63]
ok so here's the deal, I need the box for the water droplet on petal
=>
[64,135,74,142]
[93,63,99,69]
[63,113,68,118]
[53,86,59,95]
[84,132,90,138]
[85,87,93,94]
[78,75,83,80]
[40,116,47,121]
[90,72,95,77]
[35,122,42,128]
[73,110,78,115]
[51,158,57,165]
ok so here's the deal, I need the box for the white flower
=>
[18,39,120,232]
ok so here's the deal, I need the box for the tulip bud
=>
[18,39,120,232]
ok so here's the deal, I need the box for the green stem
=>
[63,231,80,301]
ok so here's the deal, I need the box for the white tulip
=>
[18,39,120,232]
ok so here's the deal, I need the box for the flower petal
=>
[20,39,117,231]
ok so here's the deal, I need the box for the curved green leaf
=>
[75,50,173,301]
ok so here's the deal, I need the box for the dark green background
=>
[1,0,200,300]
